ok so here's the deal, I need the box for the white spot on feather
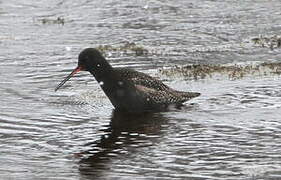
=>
[99,81,104,86]
[118,81,124,86]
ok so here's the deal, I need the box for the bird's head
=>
[55,48,112,91]
[78,48,108,71]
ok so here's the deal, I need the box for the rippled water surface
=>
[1,0,281,179]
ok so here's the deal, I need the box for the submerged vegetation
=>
[38,17,65,25]
[251,35,281,50]
[159,62,281,80]
[96,42,149,56]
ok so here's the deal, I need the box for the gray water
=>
[1,0,281,179]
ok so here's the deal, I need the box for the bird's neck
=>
[89,67,126,109]
[88,65,116,85]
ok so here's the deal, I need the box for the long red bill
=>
[55,66,82,91]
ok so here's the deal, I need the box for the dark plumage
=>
[55,48,200,112]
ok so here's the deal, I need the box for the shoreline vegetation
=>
[159,62,281,80]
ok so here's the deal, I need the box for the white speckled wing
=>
[115,68,169,91]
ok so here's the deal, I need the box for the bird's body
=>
[55,48,200,112]
[96,67,199,112]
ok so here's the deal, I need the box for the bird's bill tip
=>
[54,66,83,92]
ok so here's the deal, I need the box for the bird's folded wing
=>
[116,68,169,91]
[135,85,185,104]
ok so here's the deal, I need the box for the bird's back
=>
[114,68,200,106]
[114,67,169,91]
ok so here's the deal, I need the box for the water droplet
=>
[99,81,104,86]
[65,46,71,51]
[108,52,113,57]
[143,3,149,9]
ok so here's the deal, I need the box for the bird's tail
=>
[177,91,201,102]
[186,92,200,98]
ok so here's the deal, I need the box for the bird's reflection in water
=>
[78,110,168,177]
